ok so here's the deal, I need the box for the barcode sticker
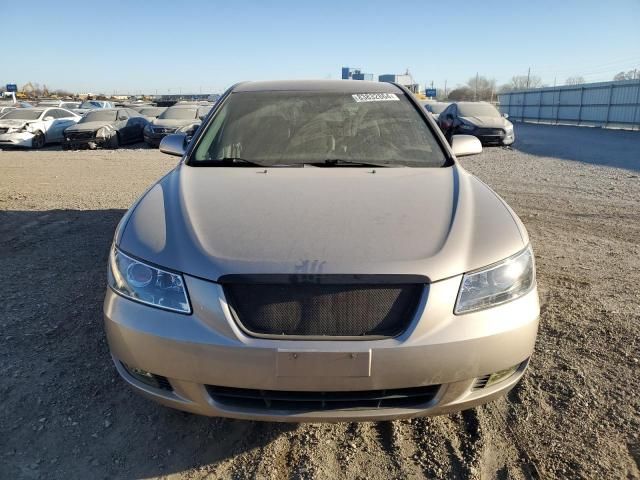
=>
[352,93,399,103]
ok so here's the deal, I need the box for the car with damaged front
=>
[0,107,80,148]
[104,80,539,422]
[63,108,149,149]
[143,104,210,147]
[439,101,515,146]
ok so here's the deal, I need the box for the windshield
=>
[192,91,446,167]
[80,111,117,123]
[2,109,43,120]
[80,101,102,109]
[139,107,165,117]
[159,107,198,120]
[457,103,501,117]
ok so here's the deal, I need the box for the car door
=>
[48,109,78,142]
[116,110,132,143]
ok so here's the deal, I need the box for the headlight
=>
[108,246,191,314]
[96,126,114,139]
[455,246,535,314]
[459,123,475,131]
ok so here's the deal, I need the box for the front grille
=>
[153,127,175,134]
[476,128,504,136]
[223,281,424,338]
[0,128,8,134]
[207,385,440,411]
[66,131,94,140]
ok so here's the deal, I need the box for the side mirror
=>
[502,112,509,119]
[44,116,54,121]
[451,134,482,157]
[159,133,187,157]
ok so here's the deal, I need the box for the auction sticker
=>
[352,93,399,102]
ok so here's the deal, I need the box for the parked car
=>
[62,108,148,149]
[137,106,167,122]
[421,101,450,121]
[438,101,514,145]
[38,99,82,110]
[0,107,80,148]
[104,80,539,422]
[143,105,209,147]
[0,106,16,117]
[73,100,116,115]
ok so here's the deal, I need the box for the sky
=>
[2,0,639,95]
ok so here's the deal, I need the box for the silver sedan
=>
[104,80,539,422]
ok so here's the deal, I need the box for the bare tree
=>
[614,69,640,81]
[447,87,474,101]
[465,75,497,101]
[499,75,543,92]
[565,76,585,85]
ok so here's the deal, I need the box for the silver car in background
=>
[142,104,210,147]
[104,80,539,422]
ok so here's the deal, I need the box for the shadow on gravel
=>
[510,122,640,171]
[0,209,294,479]
[0,141,153,152]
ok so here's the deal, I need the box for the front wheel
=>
[31,131,45,149]
[107,133,120,149]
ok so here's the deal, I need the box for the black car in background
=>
[438,101,514,146]
[63,108,149,149]
[143,104,211,147]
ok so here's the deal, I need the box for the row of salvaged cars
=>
[420,100,515,146]
[0,100,214,150]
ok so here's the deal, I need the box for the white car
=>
[0,107,81,148]
[73,100,116,115]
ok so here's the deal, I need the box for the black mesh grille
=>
[223,282,423,338]
[66,131,94,140]
[207,385,440,411]
[476,128,504,136]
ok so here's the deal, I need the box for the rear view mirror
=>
[451,135,482,157]
[159,133,187,157]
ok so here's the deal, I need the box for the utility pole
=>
[444,79,447,97]
[475,72,478,100]
[526,67,531,89]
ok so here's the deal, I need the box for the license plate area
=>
[276,350,371,377]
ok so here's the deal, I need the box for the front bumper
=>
[63,134,106,150]
[0,132,34,148]
[144,130,174,147]
[463,128,515,146]
[104,274,539,422]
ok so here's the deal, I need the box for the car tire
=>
[31,131,45,149]
[108,134,120,150]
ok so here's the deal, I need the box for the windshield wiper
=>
[195,157,266,167]
[307,159,403,168]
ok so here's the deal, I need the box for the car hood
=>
[0,119,31,129]
[66,121,114,132]
[152,118,197,128]
[118,164,527,283]
[460,116,509,129]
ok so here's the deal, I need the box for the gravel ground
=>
[1,124,639,479]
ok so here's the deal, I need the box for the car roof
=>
[233,79,402,93]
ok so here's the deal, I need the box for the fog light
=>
[473,362,523,390]
[121,362,172,391]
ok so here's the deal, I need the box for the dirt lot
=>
[1,124,639,479]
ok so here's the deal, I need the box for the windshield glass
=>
[457,103,501,117]
[80,111,117,122]
[80,101,102,109]
[192,91,446,167]
[2,109,43,120]
[159,107,198,120]
[139,107,165,117]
